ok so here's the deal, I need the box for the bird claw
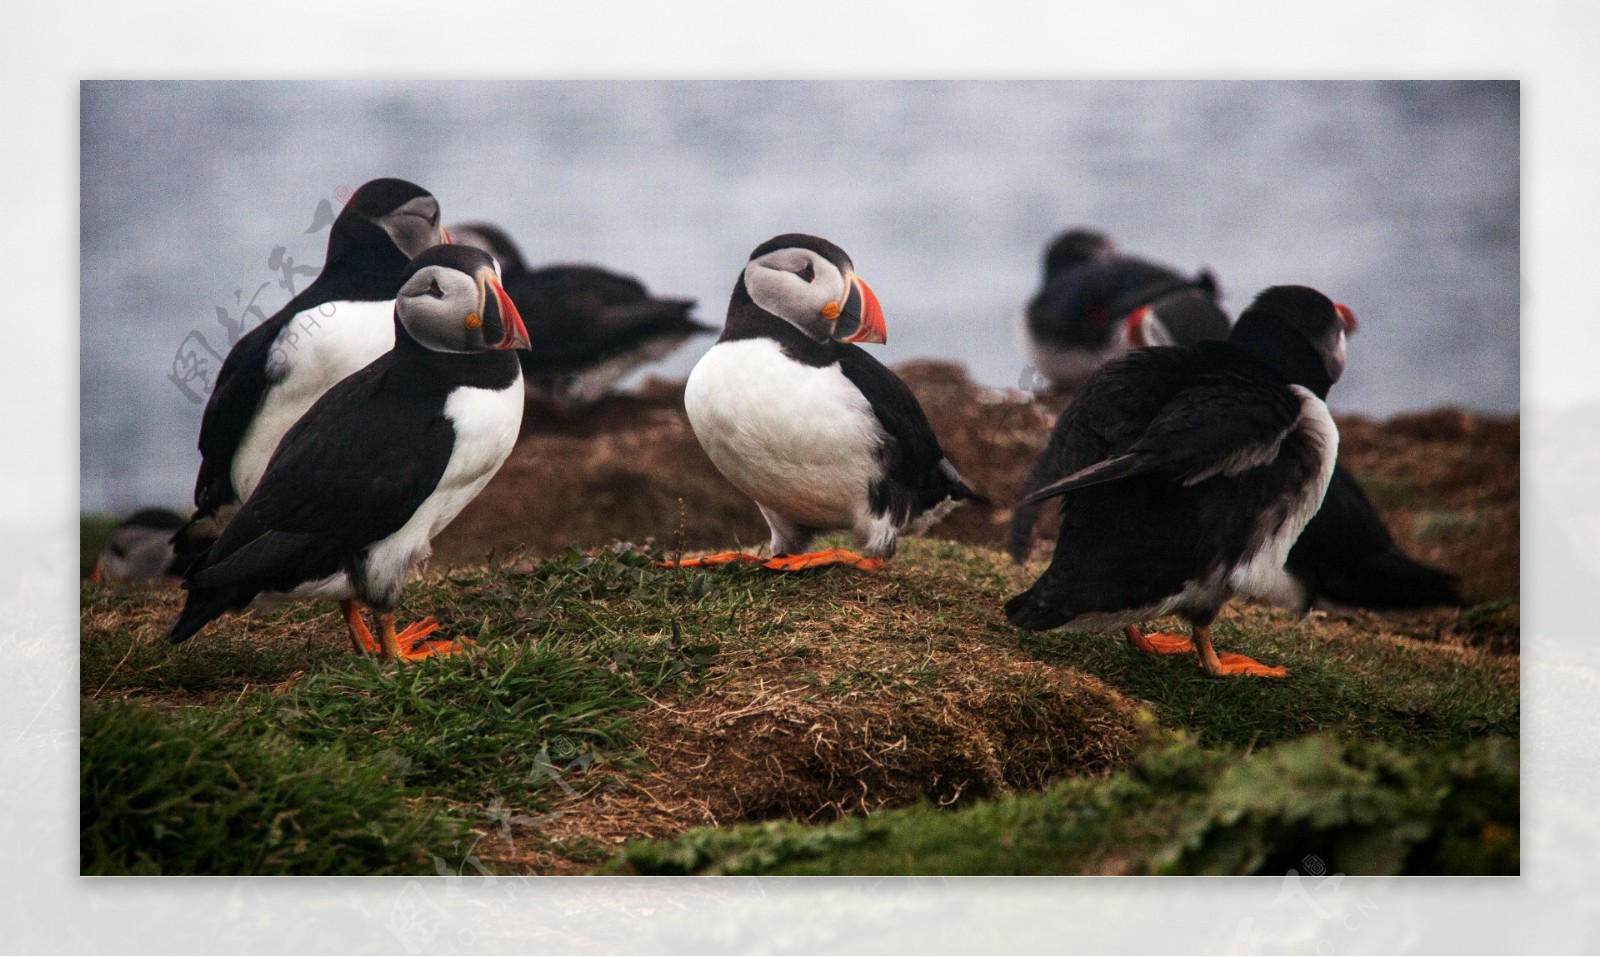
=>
[1208,652,1289,678]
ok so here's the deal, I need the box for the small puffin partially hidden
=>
[451,222,710,405]
[179,178,449,563]
[1005,286,1357,677]
[1022,228,1229,391]
[680,233,982,570]
[91,508,186,583]
[167,245,529,661]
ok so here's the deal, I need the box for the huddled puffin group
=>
[96,180,1461,675]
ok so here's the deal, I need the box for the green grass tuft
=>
[81,698,469,875]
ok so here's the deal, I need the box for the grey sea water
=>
[80,80,1518,515]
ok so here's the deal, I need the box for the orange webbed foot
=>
[1212,653,1290,678]
[1125,626,1195,655]
[762,548,886,572]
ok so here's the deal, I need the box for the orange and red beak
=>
[481,271,529,350]
[1335,302,1358,335]
[440,225,453,245]
[835,273,887,345]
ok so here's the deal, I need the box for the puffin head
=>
[1227,285,1358,398]
[333,178,451,263]
[449,221,529,276]
[1043,227,1116,276]
[740,233,887,345]
[91,508,185,584]
[394,245,530,353]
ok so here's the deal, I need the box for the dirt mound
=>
[476,544,1145,871]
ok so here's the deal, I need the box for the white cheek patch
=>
[743,252,847,332]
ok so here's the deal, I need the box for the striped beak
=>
[834,273,887,345]
[479,269,530,350]
[1335,303,1358,335]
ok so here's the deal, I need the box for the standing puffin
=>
[450,221,710,404]
[1005,286,1356,677]
[91,508,186,583]
[1022,228,1229,391]
[1009,252,1462,613]
[166,245,528,660]
[180,178,449,555]
[680,234,981,570]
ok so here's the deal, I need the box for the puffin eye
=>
[427,278,444,298]
[796,261,815,283]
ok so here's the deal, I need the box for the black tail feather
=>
[165,584,253,645]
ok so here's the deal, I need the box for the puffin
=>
[450,221,710,404]
[1022,228,1229,391]
[91,508,186,583]
[680,233,982,570]
[179,178,449,561]
[1005,285,1357,677]
[1009,259,1462,613]
[166,245,529,661]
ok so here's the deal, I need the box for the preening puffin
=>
[680,233,982,570]
[180,178,449,556]
[451,222,710,404]
[166,245,529,661]
[1022,228,1228,391]
[91,508,186,583]
[1005,286,1357,677]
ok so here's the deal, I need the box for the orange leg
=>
[761,549,886,572]
[659,551,765,569]
[374,611,470,662]
[342,600,381,656]
[1192,624,1288,678]
[1124,624,1195,655]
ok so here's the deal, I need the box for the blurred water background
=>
[80,80,1517,515]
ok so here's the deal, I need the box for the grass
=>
[614,731,1518,876]
[81,698,470,875]
[80,537,1518,875]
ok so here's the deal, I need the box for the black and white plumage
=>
[1022,228,1229,391]
[91,508,186,583]
[1005,285,1356,677]
[682,234,981,567]
[181,178,449,558]
[1009,242,1459,614]
[167,245,529,660]
[451,222,710,405]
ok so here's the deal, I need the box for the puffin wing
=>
[191,312,294,515]
[1006,347,1192,559]
[188,356,455,590]
[1023,367,1302,505]
[835,345,979,519]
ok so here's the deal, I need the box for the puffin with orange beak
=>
[167,245,529,660]
[681,234,981,570]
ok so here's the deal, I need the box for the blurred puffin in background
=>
[167,245,528,661]
[451,221,709,405]
[1021,228,1229,392]
[679,233,982,570]
[91,508,185,584]
[1006,286,1356,677]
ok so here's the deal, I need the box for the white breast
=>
[684,338,884,531]
[355,374,526,609]
[1229,385,1340,599]
[232,299,397,502]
